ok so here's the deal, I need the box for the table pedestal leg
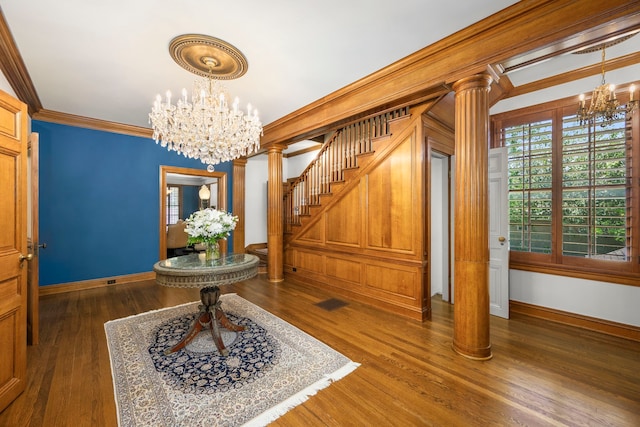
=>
[164,286,245,356]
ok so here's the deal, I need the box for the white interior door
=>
[430,153,449,298]
[489,147,509,318]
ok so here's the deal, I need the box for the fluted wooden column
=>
[267,144,285,282]
[452,74,492,360]
[232,159,247,254]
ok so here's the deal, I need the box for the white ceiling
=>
[0,0,520,128]
[1,0,639,134]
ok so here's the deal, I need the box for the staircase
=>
[283,107,410,239]
[245,243,268,273]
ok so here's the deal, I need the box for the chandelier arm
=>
[576,44,638,128]
[150,34,262,171]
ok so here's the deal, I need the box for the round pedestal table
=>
[153,253,259,356]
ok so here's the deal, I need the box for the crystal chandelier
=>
[149,35,263,172]
[577,43,638,127]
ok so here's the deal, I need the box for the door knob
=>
[19,253,33,267]
[498,236,506,246]
[19,253,33,262]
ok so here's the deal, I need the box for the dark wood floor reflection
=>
[1,275,639,426]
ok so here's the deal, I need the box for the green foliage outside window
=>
[503,113,629,261]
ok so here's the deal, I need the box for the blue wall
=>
[182,185,200,220]
[34,121,234,286]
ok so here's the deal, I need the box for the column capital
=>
[452,73,492,92]
[263,142,288,154]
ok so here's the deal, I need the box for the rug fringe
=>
[242,361,360,427]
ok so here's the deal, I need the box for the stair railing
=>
[284,107,409,231]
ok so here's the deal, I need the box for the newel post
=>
[267,144,285,282]
[452,73,493,360]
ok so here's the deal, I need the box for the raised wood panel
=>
[365,134,415,252]
[0,309,18,378]
[325,184,361,246]
[0,105,17,138]
[296,251,324,274]
[0,277,18,301]
[298,219,324,243]
[364,263,417,299]
[325,256,361,284]
[0,156,16,251]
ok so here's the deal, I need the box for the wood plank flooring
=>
[1,275,639,426]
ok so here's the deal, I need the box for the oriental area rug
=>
[104,294,359,427]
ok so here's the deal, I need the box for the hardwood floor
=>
[1,275,639,426]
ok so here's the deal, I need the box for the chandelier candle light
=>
[149,35,263,172]
[576,40,638,127]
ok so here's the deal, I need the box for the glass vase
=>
[205,241,220,261]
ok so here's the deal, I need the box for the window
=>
[493,97,639,284]
[504,117,553,254]
[561,114,628,260]
[167,185,181,225]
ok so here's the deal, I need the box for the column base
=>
[452,341,493,361]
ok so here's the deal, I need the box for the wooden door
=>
[0,89,29,411]
[27,132,39,345]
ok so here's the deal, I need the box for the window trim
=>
[492,93,640,287]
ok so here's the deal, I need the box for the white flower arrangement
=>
[184,208,238,245]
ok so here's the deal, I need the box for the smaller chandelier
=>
[149,35,263,172]
[577,43,638,127]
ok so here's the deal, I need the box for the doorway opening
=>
[430,151,452,303]
[159,166,227,260]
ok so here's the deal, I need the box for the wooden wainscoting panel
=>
[284,247,295,267]
[296,250,325,275]
[325,256,362,284]
[298,219,324,243]
[364,262,418,299]
[325,185,361,247]
[365,134,416,253]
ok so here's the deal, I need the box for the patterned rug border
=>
[104,293,359,426]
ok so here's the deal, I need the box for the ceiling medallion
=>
[168,34,248,80]
[150,35,261,172]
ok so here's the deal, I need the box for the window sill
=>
[509,260,640,288]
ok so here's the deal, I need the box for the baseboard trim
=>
[39,271,156,296]
[510,300,640,342]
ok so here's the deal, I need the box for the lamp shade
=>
[199,185,211,200]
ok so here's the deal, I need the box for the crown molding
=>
[33,109,153,138]
[0,8,42,115]
[261,1,640,146]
